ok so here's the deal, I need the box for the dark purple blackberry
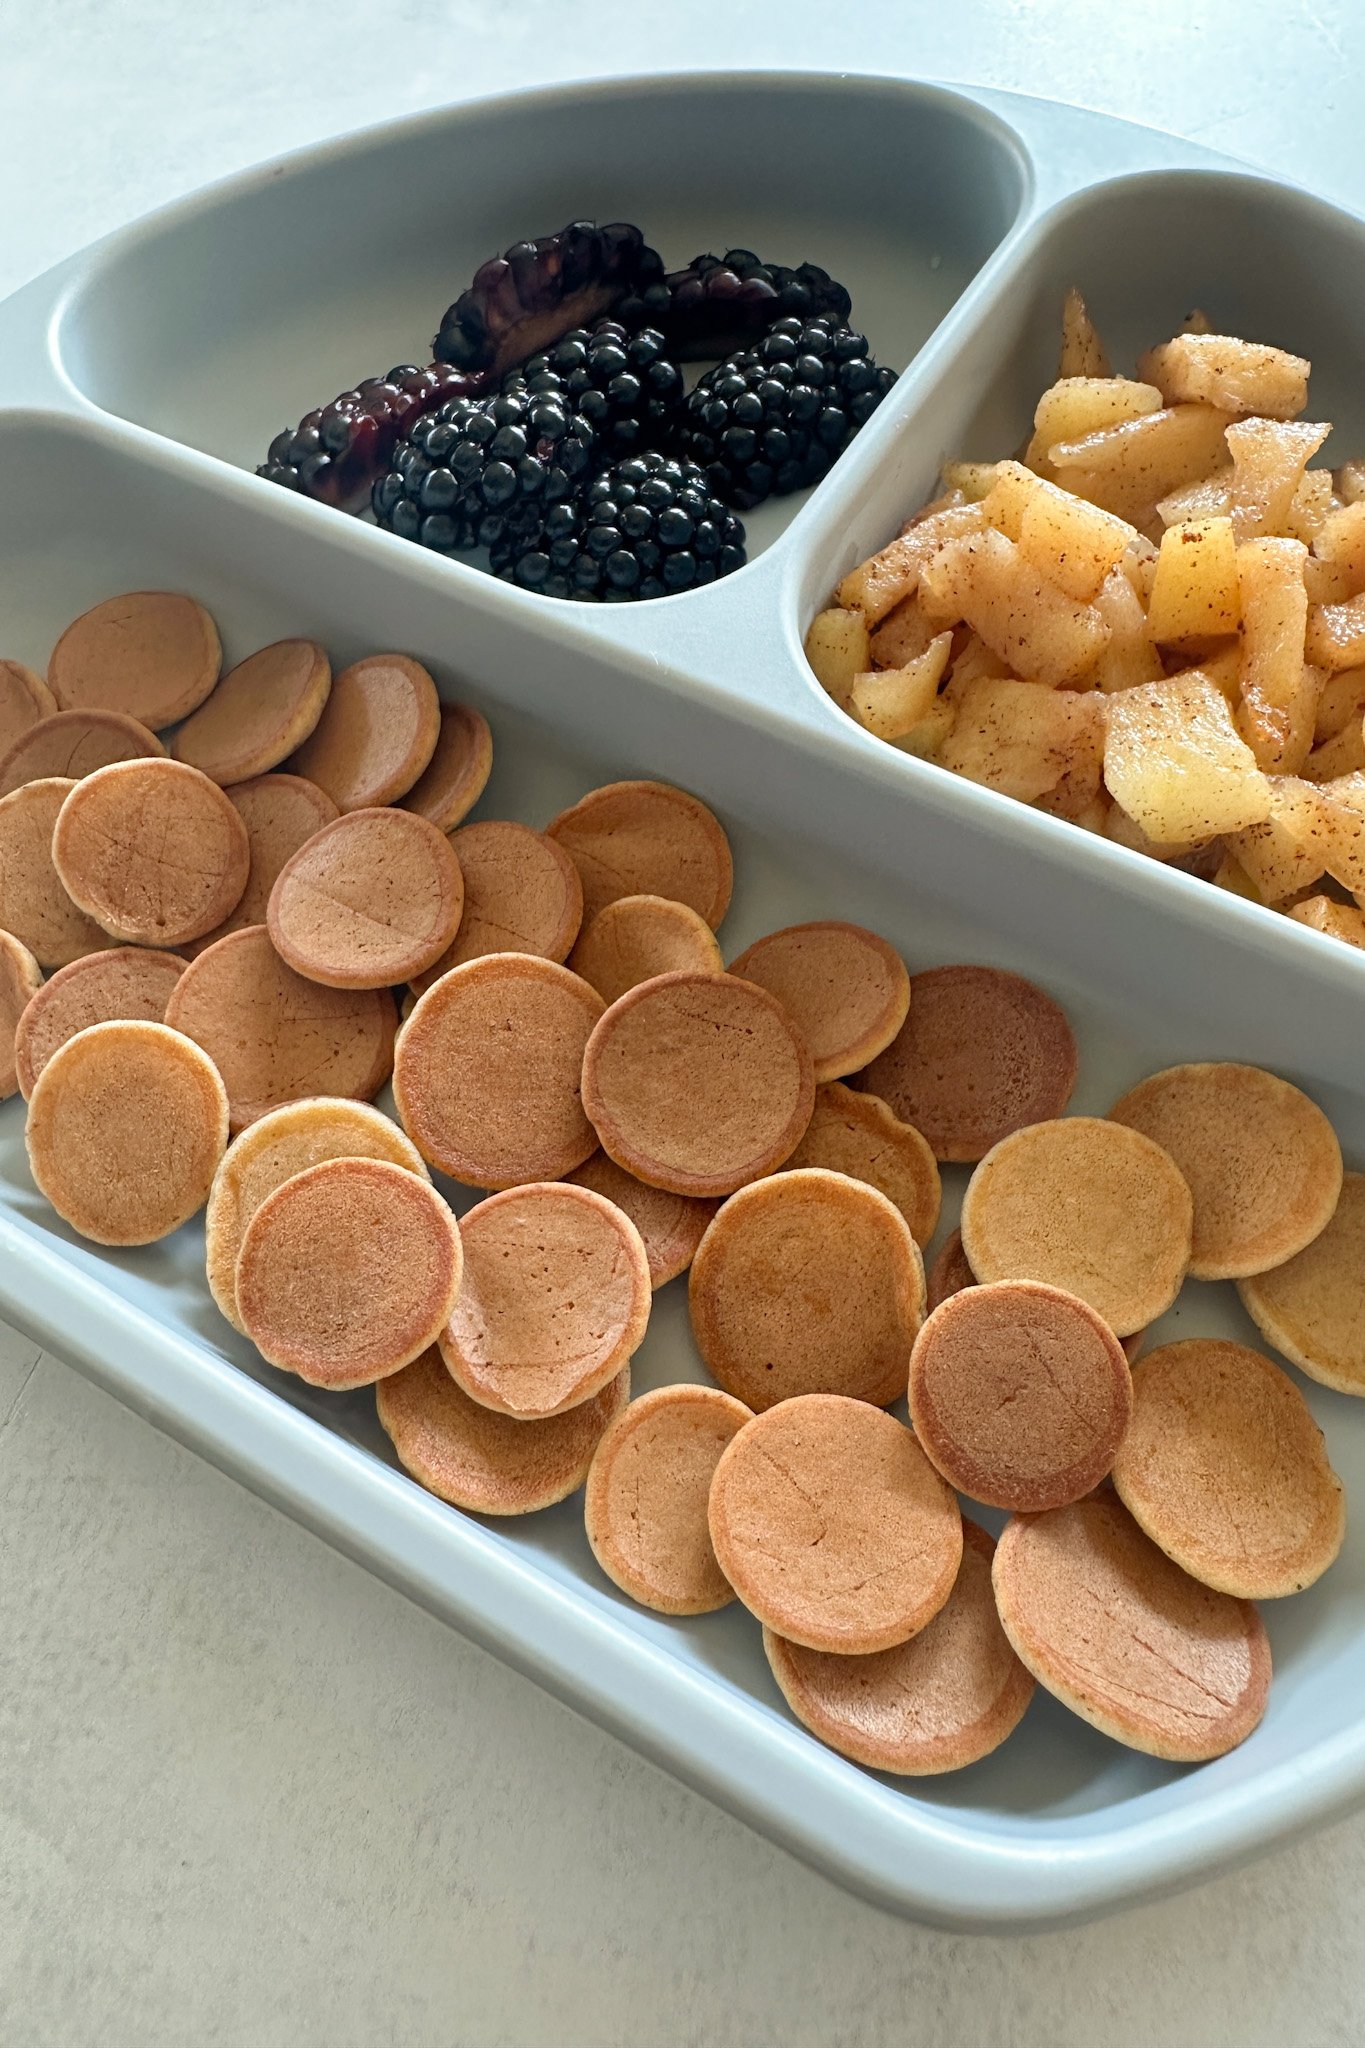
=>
[520,321,684,458]
[258,363,487,509]
[676,316,896,510]
[433,221,665,378]
[617,249,853,360]
[371,378,597,556]
[491,452,745,602]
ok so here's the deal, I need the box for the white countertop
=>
[4,5,1365,2042]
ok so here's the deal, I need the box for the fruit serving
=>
[807,290,1365,956]
[257,222,896,600]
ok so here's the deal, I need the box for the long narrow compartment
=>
[1,408,1363,1924]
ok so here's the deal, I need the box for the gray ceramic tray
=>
[1,73,1363,1931]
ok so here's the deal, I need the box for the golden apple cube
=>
[1286,895,1365,949]
[1312,501,1365,593]
[1058,287,1111,378]
[938,674,1103,801]
[803,607,870,710]
[1306,592,1365,671]
[850,633,953,741]
[1103,670,1273,844]
[869,593,937,669]
[1086,566,1164,692]
[1226,418,1330,541]
[890,694,956,758]
[1026,376,1162,469]
[1316,771,1365,891]
[1235,538,1312,770]
[836,504,985,623]
[917,528,1109,686]
[1135,333,1309,420]
[1305,717,1365,781]
[1225,776,1330,900]
[1017,484,1140,603]
[1157,473,1233,527]
[1146,516,1241,643]
[1050,405,1237,529]
[1315,666,1365,742]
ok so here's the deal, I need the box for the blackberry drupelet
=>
[258,363,486,509]
[434,221,665,377]
[491,452,746,602]
[617,249,853,360]
[521,322,684,458]
[372,378,597,557]
[676,316,896,510]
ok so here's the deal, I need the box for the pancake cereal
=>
[53,757,251,948]
[585,1383,753,1613]
[0,659,56,758]
[172,638,331,785]
[289,652,440,810]
[729,921,910,1083]
[187,773,340,955]
[568,892,723,1006]
[267,806,464,988]
[779,1080,940,1245]
[14,945,184,1100]
[411,819,582,992]
[0,929,43,1100]
[547,779,733,928]
[0,707,165,797]
[400,700,493,832]
[565,1151,717,1289]
[1239,1173,1365,1394]
[47,590,220,728]
[0,778,108,968]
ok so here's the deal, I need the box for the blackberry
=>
[520,321,684,458]
[372,379,597,556]
[617,249,853,360]
[433,221,665,378]
[491,452,745,603]
[258,363,486,508]
[676,316,896,510]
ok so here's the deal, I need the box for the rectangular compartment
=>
[2,409,1364,1929]
[53,74,1028,564]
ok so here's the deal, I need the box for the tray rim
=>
[2,70,1365,1932]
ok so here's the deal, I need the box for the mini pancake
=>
[395,954,602,1187]
[763,1520,1035,1775]
[927,1227,976,1312]
[546,779,733,928]
[53,758,251,948]
[0,660,56,758]
[236,1156,462,1389]
[186,773,340,955]
[171,639,331,785]
[267,807,464,989]
[1112,1338,1345,1598]
[14,945,184,1100]
[0,707,165,796]
[778,1081,940,1246]
[584,1384,753,1614]
[708,1394,962,1655]
[288,652,440,810]
[164,925,396,1131]
[0,779,108,969]
[690,1168,924,1410]
[378,1347,629,1517]
[992,1494,1272,1762]
[47,591,221,728]
[729,922,910,1082]
[565,1152,717,1288]
[411,819,583,994]
[1239,1172,1365,1394]
[860,965,1078,1163]
[960,1116,1193,1337]
[438,1182,651,1418]
[0,929,42,1100]
[581,969,815,1198]
[1108,1062,1343,1280]
[205,1096,430,1333]
[568,893,723,1006]
[400,700,493,832]
[25,1018,228,1245]
[908,1280,1132,1512]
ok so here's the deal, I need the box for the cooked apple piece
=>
[1286,468,1335,544]
[1305,591,1365,671]
[1146,516,1241,643]
[980,459,1038,540]
[1303,716,1365,781]
[1017,485,1140,603]
[917,529,1109,687]
[890,694,956,759]
[939,461,998,503]
[1312,501,1365,594]
[1085,566,1164,692]
[1315,666,1365,742]
[1317,771,1365,891]
[1026,377,1162,469]
[1103,801,1220,867]
[869,594,937,669]
[1135,333,1309,420]
[1103,670,1273,845]
[1286,895,1365,948]
[1174,644,1243,703]
[1059,287,1111,378]
[1234,538,1312,770]
[1050,405,1237,529]
[1305,557,1355,606]
[1034,693,1108,818]
[804,607,870,710]
[938,674,1103,801]
[1157,473,1233,527]
[1225,776,1330,900]
[1225,418,1330,540]
[1212,852,1264,901]
[944,631,1012,696]
[849,633,953,742]
[1337,461,1365,507]
[836,503,985,623]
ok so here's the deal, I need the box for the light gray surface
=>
[4,3,1365,2041]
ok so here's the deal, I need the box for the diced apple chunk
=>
[1103,670,1273,845]
[1136,333,1309,420]
[1085,566,1164,692]
[1286,468,1335,544]
[939,461,998,503]
[1050,405,1237,529]
[1157,473,1233,527]
[1315,666,1365,742]
[1304,717,1365,782]
[849,634,953,741]
[1234,538,1312,770]
[1017,484,1140,603]
[836,504,985,623]
[1317,771,1365,891]
[1059,287,1111,378]
[804,608,869,710]
[1026,377,1162,469]
[1226,418,1330,541]
[917,528,1109,686]
[1312,501,1365,595]
[1305,592,1365,671]
[938,675,1104,802]
[869,594,936,669]
[890,694,956,759]
[1147,517,1241,643]
[1225,776,1330,900]
[1286,895,1365,948]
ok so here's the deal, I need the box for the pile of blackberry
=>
[261,219,896,604]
